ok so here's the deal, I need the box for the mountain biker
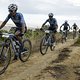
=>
[71,23,78,31]
[60,20,70,39]
[40,13,58,47]
[0,4,27,60]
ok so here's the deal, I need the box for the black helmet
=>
[65,20,68,23]
[48,13,53,17]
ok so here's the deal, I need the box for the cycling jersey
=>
[5,12,26,28]
[61,22,70,30]
[73,24,77,30]
[42,18,58,30]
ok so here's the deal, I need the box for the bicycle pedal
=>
[21,51,28,54]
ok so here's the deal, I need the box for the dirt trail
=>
[0,39,77,80]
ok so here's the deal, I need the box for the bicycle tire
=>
[50,37,55,51]
[73,31,76,39]
[40,36,49,55]
[0,41,11,75]
[50,44,55,51]
[19,39,32,62]
[61,33,66,43]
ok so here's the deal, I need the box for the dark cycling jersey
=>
[5,12,26,28]
[73,24,77,30]
[61,22,70,30]
[42,18,58,30]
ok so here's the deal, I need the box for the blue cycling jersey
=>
[43,18,57,30]
[5,12,26,28]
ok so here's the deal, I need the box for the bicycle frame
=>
[0,31,32,74]
[45,30,55,46]
[40,30,55,55]
[1,33,21,56]
[62,30,67,38]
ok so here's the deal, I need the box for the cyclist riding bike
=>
[0,4,27,60]
[71,23,78,39]
[60,20,70,39]
[71,23,78,31]
[40,13,58,47]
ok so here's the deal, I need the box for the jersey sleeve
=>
[53,18,58,27]
[42,19,48,26]
[4,14,10,22]
[19,13,25,24]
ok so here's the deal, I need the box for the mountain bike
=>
[60,30,68,43]
[0,32,31,75]
[40,30,55,55]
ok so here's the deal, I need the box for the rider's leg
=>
[52,30,57,46]
[66,30,67,37]
[15,30,23,47]
[15,31,27,53]
[13,30,23,60]
[65,30,68,39]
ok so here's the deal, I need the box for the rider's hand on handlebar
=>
[60,30,62,32]
[67,30,69,32]
[40,28,43,31]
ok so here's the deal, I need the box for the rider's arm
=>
[68,24,70,30]
[0,14,10,29]
[42,19,48,28]
[0,21,7,29]
[54,18,58,30]
[77,25,79,30]
[60,24,63,31]
[21,24,27,34]
[19,13,27,33]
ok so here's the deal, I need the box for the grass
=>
[73,38,80,46]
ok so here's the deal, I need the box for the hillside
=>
[0,38,78,80]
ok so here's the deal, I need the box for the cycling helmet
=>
[65,20,68,23]
[74,23,76,25]
[48,13,53,17]
[8,4,18,12]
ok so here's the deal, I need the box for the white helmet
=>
[8,4,18,12]
[48,13,53,17]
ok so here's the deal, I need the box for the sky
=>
[0,0,80,29]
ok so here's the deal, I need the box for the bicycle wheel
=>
[73,31,76,39]
[19,39,32,62]
[50,43,55,51]
[0,42,11,75]
[61,33,66,43]
[50,37,55,51]
[61,35,65,43]
[40,36,49,55]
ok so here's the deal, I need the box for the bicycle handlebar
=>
[0,32,14,38]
